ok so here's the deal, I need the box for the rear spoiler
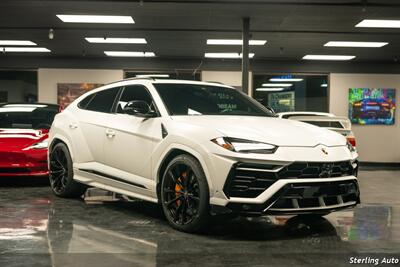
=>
[288,115,352,131]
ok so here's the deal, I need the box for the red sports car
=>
[0,103,60,177]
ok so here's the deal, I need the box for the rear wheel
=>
[161,154,210,233]
[49,143,87,198]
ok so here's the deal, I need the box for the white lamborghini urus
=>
[48,78,360,232]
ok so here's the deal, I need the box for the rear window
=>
[0,104,59,129]
[85,87,120,113]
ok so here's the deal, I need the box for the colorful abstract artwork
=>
[57,83,103,109]
[348,88,396,125]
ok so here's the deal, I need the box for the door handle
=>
[105,129,116,138]
[69,123,78,129]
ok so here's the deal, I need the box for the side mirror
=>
[122,100,157,118]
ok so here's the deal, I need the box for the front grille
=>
[279,161,355,179]
[224,161,356,198]
[269,180,359,212]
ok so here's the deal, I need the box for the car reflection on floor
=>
[0,176,398,267]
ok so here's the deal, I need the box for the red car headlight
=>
[23,139,49,150]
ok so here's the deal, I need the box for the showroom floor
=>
[1,168,399,267]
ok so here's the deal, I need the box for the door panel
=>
[103,85,162,182]
[74,87,120,165]
[104,115,162,180]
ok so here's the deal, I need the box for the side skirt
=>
[74,168,159,203]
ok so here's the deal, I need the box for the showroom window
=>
[85,87,120,113]
[0,70,38,103]
[252,74,329,113]
[117,85,157,114]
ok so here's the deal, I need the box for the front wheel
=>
[49,142,87,198]
[161,154,210,233]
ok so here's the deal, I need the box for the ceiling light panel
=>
[207,39,267,45]
[356,19,400,28]
[303,55,355,60]
[204,53,255,58]
[0,40,37,46]
[262,83,293,87]
[324,41,388,48]
[135,74,170,78]
[1,47,50,52]
[104,51,155,57]
[256,88,284,92]
[269,78,303,82]
[85,38,147,44]
[57,15,134,24]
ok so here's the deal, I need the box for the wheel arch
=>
[49,135,74,160]
[155,145,213,200]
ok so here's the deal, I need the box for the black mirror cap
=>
[123,100,157,118]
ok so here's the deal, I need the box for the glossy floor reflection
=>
[0,169,399,267]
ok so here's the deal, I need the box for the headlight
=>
[211,137,277,154]
[23,139,49,150]
[347,141,356,153]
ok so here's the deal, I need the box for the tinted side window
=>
[117,85,156,114]
[78,93,95,109]
[86,87,120,113]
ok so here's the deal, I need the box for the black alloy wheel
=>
[49,143,86,198]
[161,154,210,232]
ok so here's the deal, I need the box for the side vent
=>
[161,123,168,138]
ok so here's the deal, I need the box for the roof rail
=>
[101,76,156,88]
[205,81,225,85]
[123,76,156,81]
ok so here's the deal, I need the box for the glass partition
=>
[252,74,329,113]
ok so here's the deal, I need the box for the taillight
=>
[347,136,356,147]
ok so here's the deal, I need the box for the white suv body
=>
[49,79,360,232]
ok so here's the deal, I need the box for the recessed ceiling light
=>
[0,40,37,46]
[321,83,328,87]
[207,39,267,45]
[262,83,292,87]
[324,41,388,48]
[135,74,169,78]
[104,51,155,57]
[356,19,400,28]
[256,88,284,92]
[204,53,255,58]
[57,15,134,24]
[303,55,355,61]
[0,47,50,52]
[85,38,147,44]
[269,78,303,82]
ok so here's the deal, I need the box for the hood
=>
[171,116,346,147]
[0,129,48,150]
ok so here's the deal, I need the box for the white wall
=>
[330,73,400,163]
[38,69,124,103]
[201,71,253,96]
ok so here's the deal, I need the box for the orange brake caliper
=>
[175,172,187,206]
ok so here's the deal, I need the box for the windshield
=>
[154,83,274,116]
[0,104,59,129]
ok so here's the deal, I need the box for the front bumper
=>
[225,178,359,215]
[206,145,359,215]
[0,149,49,177]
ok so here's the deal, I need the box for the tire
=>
[49,142,87,198]
[160,154,210,233]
